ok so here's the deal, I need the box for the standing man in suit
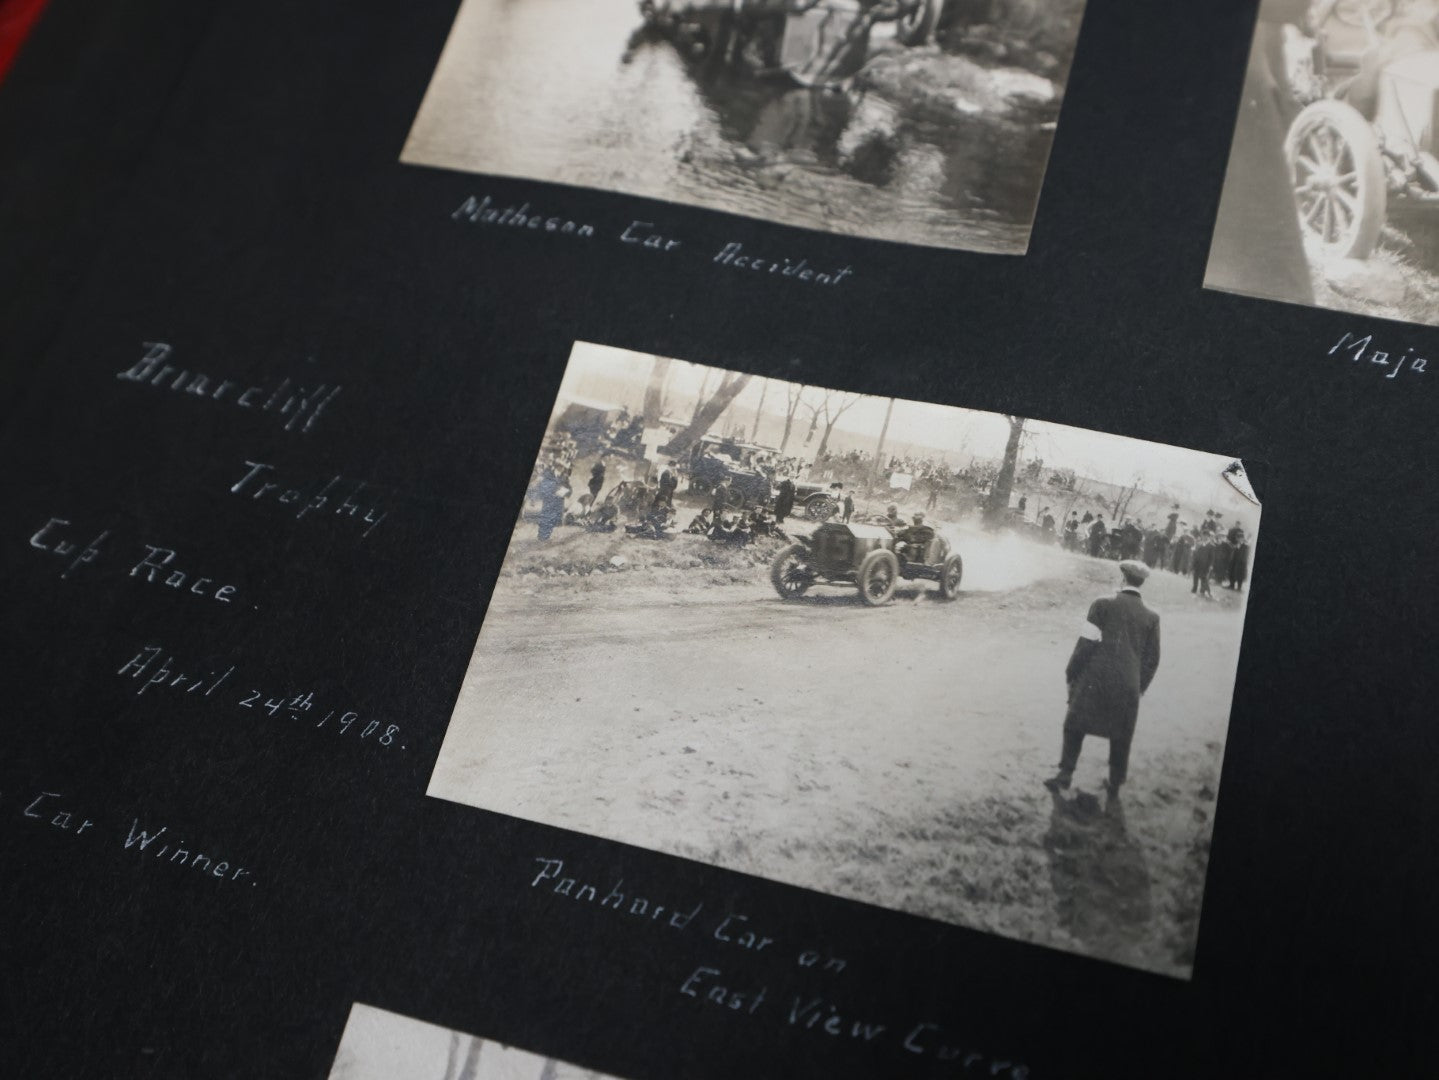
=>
[655,460,679,509]
[1045,560,1161,801]
[712,481,736,531]
[774,475,796,523]
[1087,514,1108,558]
[1192,537,1215,597]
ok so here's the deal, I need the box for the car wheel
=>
[1284,99,1386,261]
[805,496,837,521]
[770,544,813,600]
[895,0,943,46]
[938,554,964,600]
[858,550,900,606]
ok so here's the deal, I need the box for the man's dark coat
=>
[1064,589,1161,743]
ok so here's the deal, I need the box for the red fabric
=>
[0,0,50,86]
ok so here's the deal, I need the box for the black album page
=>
[1,1,1434,1078]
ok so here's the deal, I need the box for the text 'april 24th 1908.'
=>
[114,643,405,752]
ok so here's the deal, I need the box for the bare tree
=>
[750,377,769,442]
[868,397,896,492]
[691,367,715,424]
[661,372,754,458]
[984,414,1026,527]
[454,1036,482,1080]
[642,355,672,426]
[805,389,862,460]
[1112,472,1144,522]
[780,383,808,453]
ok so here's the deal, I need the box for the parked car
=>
[768,520,963,605]
[788,480,847,519]
[1285,0,1439,259]
[689,454,774,507]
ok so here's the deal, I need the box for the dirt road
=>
[431,531,1250,977]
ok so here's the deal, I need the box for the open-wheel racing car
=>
[1284,0,1439,259]
[769,521,963,606]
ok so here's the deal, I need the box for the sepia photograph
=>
[430,343,1260,978]
[402,1,1089,254]
[328,1003,624,1080]
[1208,0,1439,325]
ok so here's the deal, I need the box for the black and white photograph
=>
[327,1003,623,1079]
[430,342,1260,978]
[1208,0,1439,325]
[401,1,1088,254]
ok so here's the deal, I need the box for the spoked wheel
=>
[1284,99,1386,260]
[805,496,837,521]
[895,0,943,46]
[770,544,815,599]
[857,549,900,606]
[937,554,964,600]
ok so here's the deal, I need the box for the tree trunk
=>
[780,385,806,453]
[1112,483,1137,521]
[642,355,671,425]
[868,397,895,492]
[691,367,715,424]
[455,1036,483,1080]
[815,419,838,461]
[984,415,1025,527]
[750,377,768,442]
[661,373,753,458]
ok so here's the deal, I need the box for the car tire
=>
[938,554,964,600]
[805,495,837,521]
[858,549,900,606]
[1284,98,1386,261]
[770,544,813,600]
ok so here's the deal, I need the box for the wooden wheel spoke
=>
[1332,191,1356,233]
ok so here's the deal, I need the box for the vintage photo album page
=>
[429,342,1260,980]
[402,0,1089,254]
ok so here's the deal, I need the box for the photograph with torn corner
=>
[402,0,1089,255]
[430,342,1261,979]
[327,1002,626,1080]
[1208,0,1439,326]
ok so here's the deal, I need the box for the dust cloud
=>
[944,529,1062,592]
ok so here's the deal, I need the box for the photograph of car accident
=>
[431,342,1260,978]
[402,1,1088,254]
[1208,0,1439,325]
[327,1003,622,1080]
